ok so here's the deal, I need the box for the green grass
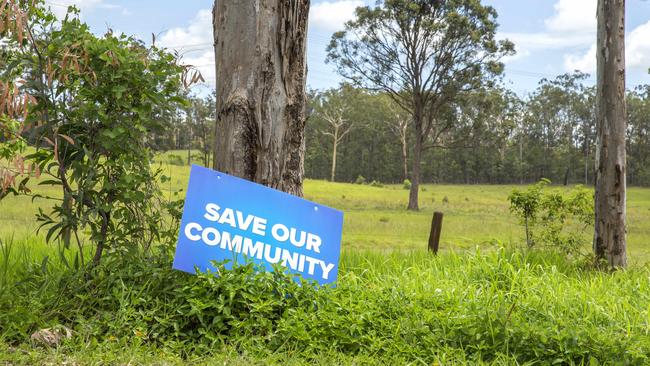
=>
[4,157,650,261]
[2,248,649,365]
[2,157,650,364]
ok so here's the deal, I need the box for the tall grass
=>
[1,241,649,365]
[4,163,650,259]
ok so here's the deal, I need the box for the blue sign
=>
[172,165,344,285]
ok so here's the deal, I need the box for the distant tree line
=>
[152,71,650,188]
[303,73,650,187]
[148,92,216,167]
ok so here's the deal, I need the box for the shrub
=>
[354,175,367,185]
[167,154,185,166]
[402,179,411,190]
[370,180,383,187]
[508,179,593,256]
[0,2,189,267]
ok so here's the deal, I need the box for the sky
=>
[45,0,650,97]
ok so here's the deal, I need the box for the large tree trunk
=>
[213,0,309,196]
[408,108,425,211]
[594,0,627,268]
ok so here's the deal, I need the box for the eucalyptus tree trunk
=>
[407,107,424,211]
[594,0,627,268]
[407,134,422,211]
[212,0,309,196]
[400,131,408,182]
[330,125,339,182]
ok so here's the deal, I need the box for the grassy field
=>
[3,155,650,262]
[2,154,650,365]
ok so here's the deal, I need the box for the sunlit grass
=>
[3,151,650,263]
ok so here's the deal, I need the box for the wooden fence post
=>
[428,211,443,254]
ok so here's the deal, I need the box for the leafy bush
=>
[369,180,383,187]
[166,154,185,166]
[0,247,319,348]
[354,175,366,185]
[0,2,189,267]
[402,179,411,190]
[509,179,593,255]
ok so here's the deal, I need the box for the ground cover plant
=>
[2,239,650,365]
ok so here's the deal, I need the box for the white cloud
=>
[158,2,367,88]
[180,51,216,89]
[563,20,650,73]
[159,9,212,49]
[500,0,596,64]
[627,21,650,69]
[502,48,530,64]
[159,9,214,87]
[544,0,596,33]
[564,44,596,73]
[503,0,595,48]
[309,0,364,33]
[509,0,650,74]
[154,1,369,88]
[500,31,592,51]
[46,0,124,19]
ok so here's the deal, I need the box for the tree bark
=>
[187,123,192,166]
[400,125,408,182]
[408,107,425,211]
[213,0,309,196]
[330,126,338,182]
[408,134,422,211]
[594,0,627,268]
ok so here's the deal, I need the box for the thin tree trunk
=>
[563,165,570,186]
[213,0,309,196]
[330,127,338,182]
[92,211,110,266]
[401,131,408,181]
[594,0,627,268]
[408,134,422,211]
[519,139,524,184]
[585,146,589,185]
[585,121,590,185]
[187,117,192,166]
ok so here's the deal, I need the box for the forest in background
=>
[156,72,650,186]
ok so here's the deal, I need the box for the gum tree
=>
[327,0,514,210]
[594,0,627,268]
[313,85,355,182]
[212,0,310,196]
